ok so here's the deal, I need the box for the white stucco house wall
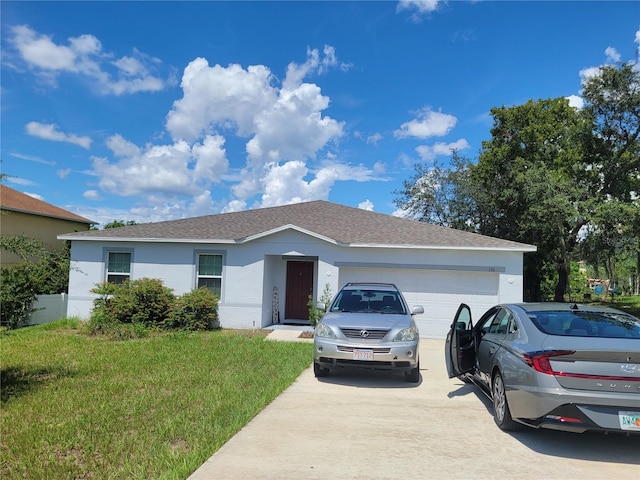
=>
[59,201,536,338]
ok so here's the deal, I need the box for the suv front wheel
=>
[404,361,420,383]
[314,362,329,378]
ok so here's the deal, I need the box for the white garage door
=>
[338,267,499,338]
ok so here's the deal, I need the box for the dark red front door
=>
[285,261,314,321]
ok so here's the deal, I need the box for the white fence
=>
[28,293,68,325]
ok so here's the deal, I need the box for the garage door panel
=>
[338,267,499,338]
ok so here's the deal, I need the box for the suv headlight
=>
[315,322,336,339]
[393,326,418,342]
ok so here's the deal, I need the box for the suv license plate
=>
[619,411,640,431]
[353,349,374,361]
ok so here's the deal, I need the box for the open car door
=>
[445,303,476,379]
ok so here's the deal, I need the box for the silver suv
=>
[313,283,424,382]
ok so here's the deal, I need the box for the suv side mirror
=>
[411,305,424,315]
[316,302,326,311]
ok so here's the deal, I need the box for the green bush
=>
[307,283,332,326]
[165,287,219,331]
[0,236,72,329]
[0,264,37,329]
[89,278,175,328]
[88,279,219,336]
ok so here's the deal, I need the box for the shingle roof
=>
[59,200,536,251]
[1,184,94,224]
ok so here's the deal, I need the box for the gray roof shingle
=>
[59,200,536,251]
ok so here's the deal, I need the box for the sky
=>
[1,1,639,227]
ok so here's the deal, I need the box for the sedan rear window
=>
[529,310,640,338]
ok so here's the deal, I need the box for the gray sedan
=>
[445,302,640,434]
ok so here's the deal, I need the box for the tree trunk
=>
[554,260,569,302]
[636,250,640,295]
[523,254,542,301]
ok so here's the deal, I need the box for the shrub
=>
[0,236,72,329]
[165,287,219,331]
[89,278,175,328]
[307,283,332,326]
[0,264,37,329]
[88,279,219,336]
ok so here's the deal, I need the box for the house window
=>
[107,251,131,284]
[197,254,222,296]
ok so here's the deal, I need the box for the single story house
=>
[59,200,536,338]
[1,184,94,267]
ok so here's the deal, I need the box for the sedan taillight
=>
[523,350,576,375]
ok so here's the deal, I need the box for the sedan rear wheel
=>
[492,371,520,431]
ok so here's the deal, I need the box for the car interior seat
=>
[568,317,592,336]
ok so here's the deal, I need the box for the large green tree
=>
[471,98,593,301]
[579,62,640,294]
[396,61,640,301]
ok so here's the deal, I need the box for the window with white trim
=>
[106,251,131,284]
[197,254,222,296]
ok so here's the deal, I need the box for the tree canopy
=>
[396,62,640,300]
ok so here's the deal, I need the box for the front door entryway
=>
[285,261,314,321]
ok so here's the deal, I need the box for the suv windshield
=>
[329,288,407,314]
[528,310,640,338]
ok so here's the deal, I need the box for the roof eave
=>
[4,206,95,225]
[347,243,537,252]
[57,235,237,243]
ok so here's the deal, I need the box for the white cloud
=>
[566,95,584,109]
[231,159,387,210]
[57,168,72,178]
[392,206,413,218]
[166,47,348,209]
[106,134,141,157]
[8,25,169,95]
[579,36,636,84]
[91,134,229,197]
[578,65,601,82]
[415,138,470,161]
[166,59,278,140]
[10,151,56,165]
[367,133,383,145]
[245,83,344,163]
[83,189,101,200]
[222,199,247,213]
[25,121,92,149]
[283,45,350,90]
[23,191,44,201]
[192,135,229,182]
[397,0,440,15]
[394,106,457,139]
[6,177,36,186]
[358,199,374,211]
[605,47,621,63]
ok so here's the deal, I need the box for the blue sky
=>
[2,1,639,226]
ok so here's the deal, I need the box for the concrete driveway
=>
[188,337,640,480]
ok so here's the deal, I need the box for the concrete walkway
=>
[188,333,640,480]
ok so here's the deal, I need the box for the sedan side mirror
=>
[411,305,424,315]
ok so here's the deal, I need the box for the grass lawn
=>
[1,320,313,479]
[597,295,640,318]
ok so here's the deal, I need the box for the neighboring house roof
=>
[59,200,536,252]
[1,184,94,225]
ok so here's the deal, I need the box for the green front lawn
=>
[597,295,640,318]
[1,321,313,479]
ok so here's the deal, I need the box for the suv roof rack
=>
[344,282,398,289]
